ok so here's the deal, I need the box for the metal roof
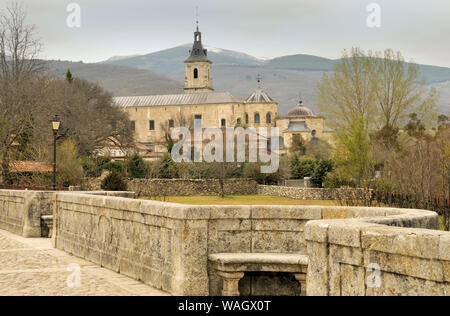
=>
[246,88,274,103]
[114,92,243,108]
[284,121,311,133]
[185,28,211,63]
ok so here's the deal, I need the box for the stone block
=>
[439,234,450,261]
[304,220,329,243]
[306,241,329,296]
[251,206,322,220]
[322,207,347,219]
[364,250,444,282]
[252,231,305,253]
[330,244,364,266]
[361,226,443,260]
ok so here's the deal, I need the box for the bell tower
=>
[184,24,214,94]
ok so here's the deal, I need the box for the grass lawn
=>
[140,195,340,206]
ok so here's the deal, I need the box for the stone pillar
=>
[218,272,245,296]
[294,273,307,296]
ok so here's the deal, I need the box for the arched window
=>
[254,113,260,124]
[194,68,198,79]
[266,112,272,124]
[245,113,249,124]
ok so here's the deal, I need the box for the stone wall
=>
[0,190,133,238]
[258,185,371,201]
[0,190,54,237]
[305,207,449,296]
[284,178,313,188]
[52,194,319,295]
[1,188,447,296]
[50,191,448,296]
[84,178,258,197]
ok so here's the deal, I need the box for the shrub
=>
[157,153,179,179]
[290,154,317,179]
[323,169,356,188]
[126,153,148,178]
[104,160,125,175]
[101,170,127,191]
[56,139,84,187]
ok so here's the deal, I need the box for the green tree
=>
[66,69,73,83]
[335,116,373,187]
[318,48,438,133]
[101,170,127,191]
[104,160,125,175]
[127,152,147,178]
[158,153,179,179]
[311,159,333,188]
[56,139,84,187]
[290,134,306,155]
[290,154,317,179]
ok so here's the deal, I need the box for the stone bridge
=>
[0,189,448,296]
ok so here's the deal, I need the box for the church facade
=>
[114,27,333,160]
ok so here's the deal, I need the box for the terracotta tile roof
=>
[9,161,53,173]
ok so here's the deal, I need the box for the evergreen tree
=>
[127,152,148,178]
[158,153,178,179]
[290,154,317,179]
[66,69,73,83]
[101,170,127,191]
[311,159,333,188]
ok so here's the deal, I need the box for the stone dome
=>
[287,101,316,118]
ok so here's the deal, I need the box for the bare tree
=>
[0,2,45,82]
[372,49,438,129]
[0,2,45,184]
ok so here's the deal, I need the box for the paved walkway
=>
[0,229,169,296]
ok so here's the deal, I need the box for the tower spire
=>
[298,91,303,106]
[256,74,263,89]
[195,6,199,32]
[184,12,213,94]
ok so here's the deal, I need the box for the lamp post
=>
[51,115,61,191]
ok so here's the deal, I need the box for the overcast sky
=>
[3,0,450,67]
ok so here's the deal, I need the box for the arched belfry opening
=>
[194,68,199,79]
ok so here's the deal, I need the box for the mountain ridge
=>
[42,45,449,116]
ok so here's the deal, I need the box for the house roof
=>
[284,121,311,133]
[114,92,243,108]
[9,161,53,173]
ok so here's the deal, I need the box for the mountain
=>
[49,46,438,115]
[264,54,335,71]
[46,60,183,96]
[266,54,450,84]
[103,46,450,85]
[101,44,263,75]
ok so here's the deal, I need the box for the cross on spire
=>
[298,91,303,105]
[195,6,199,31]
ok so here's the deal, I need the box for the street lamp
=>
[51,115,61,191]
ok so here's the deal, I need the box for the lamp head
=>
[51,115,61,132]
